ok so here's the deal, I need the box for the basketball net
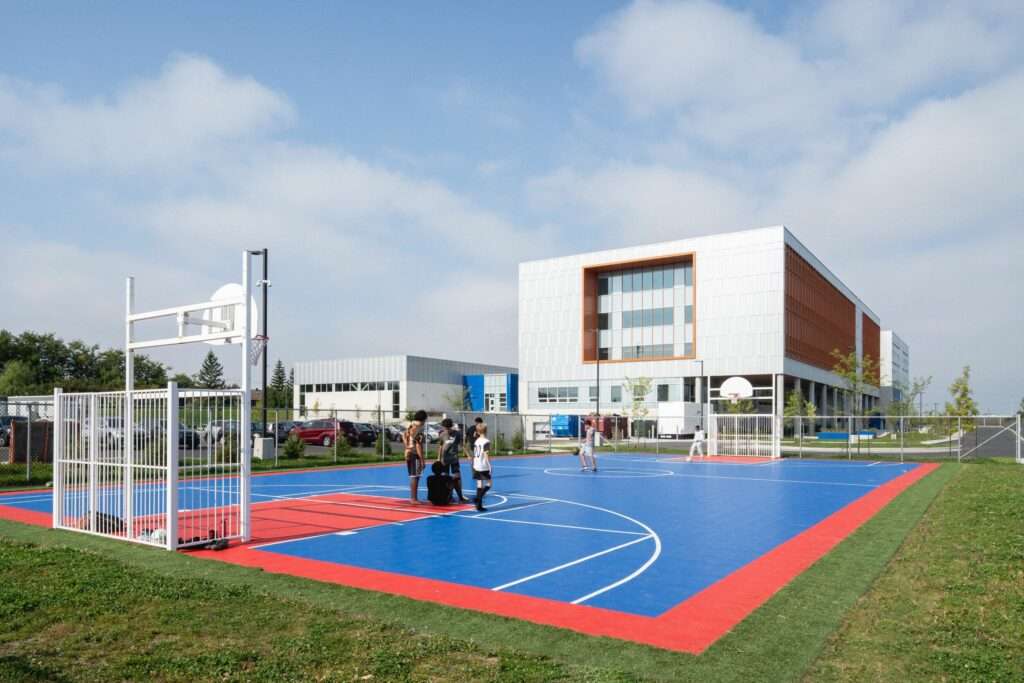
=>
[249,335,268,366]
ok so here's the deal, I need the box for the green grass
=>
[2,461,994,681]
[804,461,1024,682]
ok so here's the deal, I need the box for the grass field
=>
[1,460,1020,681]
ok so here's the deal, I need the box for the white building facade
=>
[879,330,911,411]
[518,226,887,435]
[293,355,517,419]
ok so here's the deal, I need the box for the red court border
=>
[0,461,939,653]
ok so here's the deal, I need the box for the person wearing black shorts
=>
[437,418,467,502]
[426,461,453,506]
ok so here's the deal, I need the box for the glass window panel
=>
[598,312,609,330]
[669,383,682,401]
[598,347,609,360]
[644,309,654,326]
[653,308,662,326]
[611,385,622,403]
[598,276,609,295]
[684,264,693,285]
[622,310,630,328]
[664,308,674,325]
[653,269,663,289]
[643,270,653,290]
[657,384,669,402]
[589,385,598,400]
[611,274,621,292]
[633,271,643,291]
[664,267,674,288]
[684,342,694,355]
[685,305,693,323]
[622,271,633,293]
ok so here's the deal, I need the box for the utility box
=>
[253,437,275,461]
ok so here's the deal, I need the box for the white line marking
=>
[473,500,552,518]
[491,534,654,592]
[867,461,882,467]
[470,515,648,537]
[492,493,663,603]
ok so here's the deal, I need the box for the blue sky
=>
[2,1,1022,411]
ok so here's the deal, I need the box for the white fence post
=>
[52,389,63,529]
[88,393,98,532]
[166,382,179,551]
[1017,413,1022,464]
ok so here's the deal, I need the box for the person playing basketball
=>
[437,418,467,503]
[688,424,706,461]
[580,418,598,472]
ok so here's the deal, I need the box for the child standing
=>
[471,424,492,511]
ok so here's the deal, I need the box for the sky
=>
[1,1,1022,411]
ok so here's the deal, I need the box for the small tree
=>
[725,398,755,414]
[195,350,226,389]
[375,433,392,457]
[830,349,880,416]
[944,366,978,434]
[333,434,353,459]
[443,386,471,413]
[286,368,295,407]
[270,359,288,408]
[171,372,195,389]
[0,360,35,395]
[282,434,305,459]
[623,376,652,441]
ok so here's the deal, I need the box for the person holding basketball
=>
[403,410,428,503]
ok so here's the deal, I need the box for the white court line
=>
[470,515,648,537]
[491,534,654,592]
[493,493,662,604]
[0,493,53,504]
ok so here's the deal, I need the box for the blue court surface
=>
[0,453,922,620]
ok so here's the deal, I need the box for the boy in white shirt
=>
[688,424,706,461]
[471,424,492,511]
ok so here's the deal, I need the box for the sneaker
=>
[580,467,589,472]
[592,467,598,472]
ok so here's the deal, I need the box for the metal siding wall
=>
[506,373,519,411]
[465,375,485,411]
[784,246,856,371]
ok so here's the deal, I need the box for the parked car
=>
[353,423,378,446]
[271,420,303,444]
[87,416,149,446]
[384,424,405,442]
[423,422,442,443]
[0,415,28,447]
[290,419,345,447]
[178,424,201,449]
[200,419,239,445]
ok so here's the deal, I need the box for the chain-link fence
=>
[782,414,1023,463]
[0,398,55,486]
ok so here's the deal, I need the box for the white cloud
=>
[0,54,294,173]
[576,0,1024,150]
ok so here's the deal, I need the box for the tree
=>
[195,350,226,389]
[171,373,195,388]
[286,368,295,407]
[0,360,35,395]
[725,398,755,414]
[783,389,815,417]
[269,359,288,408]
[623,376,652,439]
[443,385,471,412]
[944,366,978,422]
[1019,396,1024,416]
[830,349,880,416]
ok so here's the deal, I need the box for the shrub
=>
[511,430,524,451]
[334,435,353,459]
[282,435,305,459]
[376,434,392,456]
[493,432,506,454]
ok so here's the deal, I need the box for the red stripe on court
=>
[0,505,51,526]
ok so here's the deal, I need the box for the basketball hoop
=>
[249,335,268,366]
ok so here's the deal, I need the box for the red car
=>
[288,419,363,447]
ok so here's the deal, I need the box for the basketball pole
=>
[260,248,268,436]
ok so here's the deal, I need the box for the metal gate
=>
[52,383,250,550]
[708,414,780,458]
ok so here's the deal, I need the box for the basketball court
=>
[0,452,938,653]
